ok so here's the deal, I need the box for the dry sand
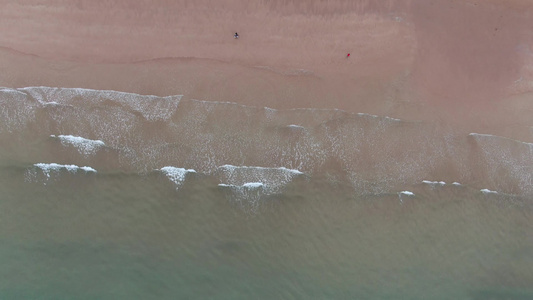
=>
[1,0,533,133]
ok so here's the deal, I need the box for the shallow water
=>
[1,87,533,299]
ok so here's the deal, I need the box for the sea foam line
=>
[357,113,401,122]
[480,188,498,195]
[216,165,304,203]
[19,86,169,101]
[51,135,106,156]
[422,180,446,186]
[5,87,407,126]
[218,182,264,189]
[17,86,182,121]
[33,163,97,177]
[8,86,405,123]
[287,124,305,130]
[469,133,533,147]
[218,164,304,175]
[399,191,414,196]
[187,98,406,123]
[398,190,415,203]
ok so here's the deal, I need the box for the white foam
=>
[219,165,303,175]
[469,133,494,138]
[397,190,415,203]
[219,182,264,189]
[51,135,105,156]
[452,182,462,186]
[242,182,264,188]
[399,191,414,196]
[469,133,533,147]
[287,124,305,129]
[188,98,406,125]
[33,163,97,177]
[217,165,303,189]
[480,188,498,194]
[422,180,446,186]
[357,113,401,122]
[160,166,196,188]
[192,99,240,106]
[216,165,303,205]
[79,166,97,172]
[0,88,26,96]
[42,101,60,106]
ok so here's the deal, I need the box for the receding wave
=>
[34,163,97,174]
[25,162,97,183]
[2,86,533,197]
[468,133,533,195]
[51,135,106,156]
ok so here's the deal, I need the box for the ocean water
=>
[1,86,532,299]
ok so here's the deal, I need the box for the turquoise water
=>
[1,166,532,299]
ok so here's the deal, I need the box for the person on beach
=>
[234,32,239,39]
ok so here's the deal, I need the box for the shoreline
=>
[1,0,533,137]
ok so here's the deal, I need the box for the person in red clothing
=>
[347,53,350,58]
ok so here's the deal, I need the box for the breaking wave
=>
[25,162,97,183]
[1,86,532,198]
[159,166,196,189]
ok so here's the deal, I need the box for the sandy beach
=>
[2,0,533,124]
